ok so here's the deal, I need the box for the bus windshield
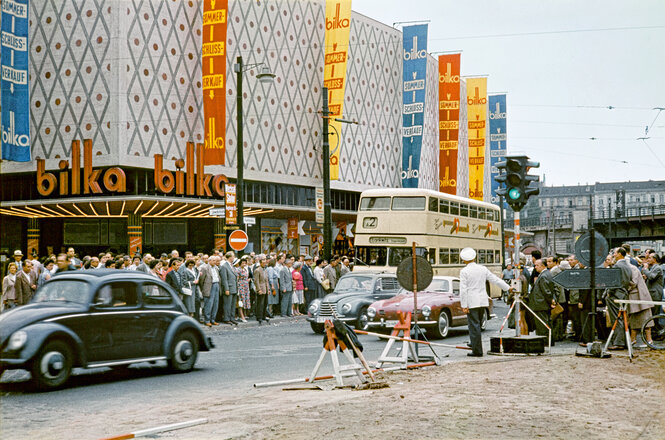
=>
[388,247,428,266]
[359,197,391,211]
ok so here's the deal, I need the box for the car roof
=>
[343,271,394,278]
[432,275,459,281]
[51,269,159,282]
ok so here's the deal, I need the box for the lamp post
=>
[234,55,275,231]
[320,86,358,260]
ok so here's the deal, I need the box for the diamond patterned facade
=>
[4,1,453,195]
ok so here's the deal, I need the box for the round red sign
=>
[228,229,249,251]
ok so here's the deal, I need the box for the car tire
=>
[430,310,451,339]
[30,339,73,391]
[481,310,488,331]
[168,331,199,372]
[356,307,369,331]
[310,322,325,334]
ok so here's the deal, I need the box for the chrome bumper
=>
[367,318,436,328]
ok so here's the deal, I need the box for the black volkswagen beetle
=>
[306,272,402,334]
[0,270,213,390]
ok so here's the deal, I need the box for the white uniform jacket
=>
[460,262,510,309]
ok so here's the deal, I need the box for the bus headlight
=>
[367,307,376,318]
[7,330,27,351]
[341,303,352,315]
[422,305,432,318]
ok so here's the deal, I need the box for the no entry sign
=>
[228,229,248,251]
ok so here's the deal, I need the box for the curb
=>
[200,315,308,332]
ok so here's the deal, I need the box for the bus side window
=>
[494,210,501,222]
[429,197,438,212]
[478,250,486,264]
[460,204,469,217]
[450,202,459,216]
[439,248,450,264]
[495,249,501,263]
[450,249,460,264]
[478,207,486,220]
[470,205,477,218]
[428,248,436,264]
[486,250,494,264]
[439,200,449,214]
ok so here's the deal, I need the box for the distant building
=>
[505,180,665,255]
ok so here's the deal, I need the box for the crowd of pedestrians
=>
[504,244,665,349]
[1,247,355,328]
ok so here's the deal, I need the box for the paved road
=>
[2,302,573,437]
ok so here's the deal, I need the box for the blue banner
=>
[400,24,427,188]
[489,94,507,205]
[1,0,31,162]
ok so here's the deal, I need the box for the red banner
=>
[202,0,227,165]
[287,218,298,239]
[438,54,461,194]
[225,183,237,225]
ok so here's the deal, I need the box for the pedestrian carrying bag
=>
[181,282,192,296]
[551,302,564,319]
[321,279,331,290]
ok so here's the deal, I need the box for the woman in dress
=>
[180,259,197,317]
[291,262,304,316]
[313,258,327,299]
[2,262,18,312]
[236,257,251,323]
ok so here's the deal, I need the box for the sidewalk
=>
[200,314,308,333]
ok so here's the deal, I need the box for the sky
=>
[353,0,665,187]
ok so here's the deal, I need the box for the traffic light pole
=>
[513,210,521,338]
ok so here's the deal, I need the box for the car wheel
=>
[30,340,73,391]
[356,307,369,331]
[310,322,325,334]
[168,331,199,372]
[430,310,451,339]
[481,310,488,331]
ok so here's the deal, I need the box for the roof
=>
[537,180,665,196]
[51,269,156,280]
[360,188,500,210]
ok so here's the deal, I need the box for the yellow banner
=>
[466,77,487,200]
[324,0,352,180]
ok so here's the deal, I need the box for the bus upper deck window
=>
[460,204,469,217]
[429,197,438,212]
[439,200,449,214]
[360,197,391,211]
[469,205,478,218]
[450,202,459,215]
[392,197,426,211]
[478,207,486,220]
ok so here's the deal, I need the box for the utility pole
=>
[236,56,244,230]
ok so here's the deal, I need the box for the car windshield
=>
[426,279,450,292]
[32,280,89,304]
[334,276,374,293]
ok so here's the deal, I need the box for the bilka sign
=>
[323,0,351,180]
[438,53,461,195]
[202,0,228,166]
[466,77,487,201]
[488,94,507,205]
[401,24,428,188]
[1,0,30,162]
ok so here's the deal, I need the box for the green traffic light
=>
[508,188,521,200]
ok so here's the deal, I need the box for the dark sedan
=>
[307,272,402,333]
[0,270,213,390]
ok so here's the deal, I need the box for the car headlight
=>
[7,330,27,351]
[341,303,352,314]
[367,307,376,318]
[308,303,319,315]
[422,305,432,318]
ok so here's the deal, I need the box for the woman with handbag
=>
[236,257,251,323]
[180,259,197,317]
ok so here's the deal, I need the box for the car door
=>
[86,281,146,362]
[140,281,178,357]
[450,279,467,325]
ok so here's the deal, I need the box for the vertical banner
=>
[202,0,228,165]
[1,0,31,162]
[225,183,237,225]
[401,24,428,188]
[438,54,461,194]
[315,186,324,224]
[287,218,299,239]
[466,77,487,200]
[489,94,507,205]
[323,0,352,180]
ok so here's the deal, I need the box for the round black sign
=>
[574,231,609,268]
[396,256,433,292]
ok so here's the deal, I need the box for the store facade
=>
[0,0,445,259]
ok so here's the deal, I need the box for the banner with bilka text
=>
[324,0,352,180]
[401,24,428,188]
[202,0,227,165]
[489,94,507,205]
[1,0,31,162]
[466,77,487,200]
[438,53,461,194]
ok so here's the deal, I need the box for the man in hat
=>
[11,250,24,272]
[301,255,317,308]
[460,247,512,357]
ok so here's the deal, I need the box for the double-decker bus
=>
[353,188,504,298]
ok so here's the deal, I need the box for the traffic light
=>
[495,155,540,211]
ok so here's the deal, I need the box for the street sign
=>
[396,256,433,292]
[209,208,225,217]
[243,216,256,225]
[228,229,249,251]
[575,231,608,268]
[552,268,623,290]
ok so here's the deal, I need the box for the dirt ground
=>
[5,351,665,439]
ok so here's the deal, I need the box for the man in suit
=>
[253,255,270,324]
[219,251,239,324]
[301,255,317,308]
[323,257,339,293]
[529,259,557,337]
[67,247,82,269]
[199,255,220,327]
[279,257,294,317]
[137,254,153,274]
[15,260,36,306]
[606,248,633,349]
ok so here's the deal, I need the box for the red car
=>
[366,276,494,339]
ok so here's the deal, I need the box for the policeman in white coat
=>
[460,247,512,357]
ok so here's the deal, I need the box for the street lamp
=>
[321,86,359,260]
[234,56,275,232]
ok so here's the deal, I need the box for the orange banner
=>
[225,183,237,225]
[287,218,299,239]
[438,54,461,194]
[202,0,227,165]
[466,77,487,200]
